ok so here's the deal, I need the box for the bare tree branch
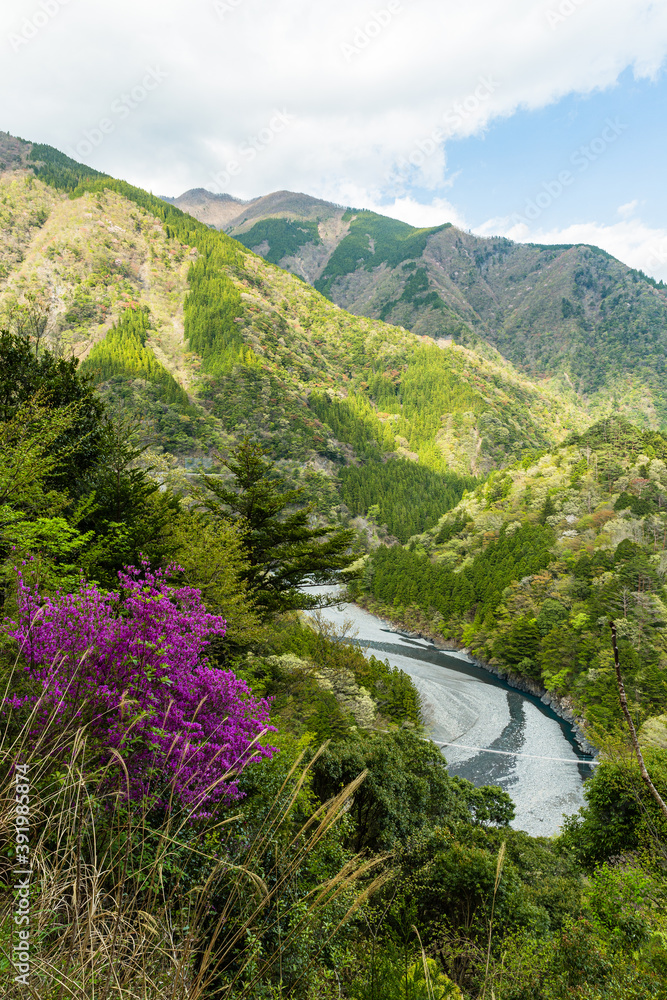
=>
[610,620,667,821]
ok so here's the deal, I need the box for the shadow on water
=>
[451,693,526,789]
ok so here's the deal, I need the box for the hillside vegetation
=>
[0,325,666,999]
[356,417,667,735]
[0,133,666,1000]
[194,188,667,429]
[0,135,585,481]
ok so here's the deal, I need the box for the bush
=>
[7,559,275,811]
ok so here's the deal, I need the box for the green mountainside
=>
[5,132,667,734]
[2,135,667,999]
[172,187,667,429]
[0,133,584,485]
[355,416,667,735]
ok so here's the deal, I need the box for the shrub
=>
[6,559,276,811]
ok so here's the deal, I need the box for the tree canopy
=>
[201,439,357,614]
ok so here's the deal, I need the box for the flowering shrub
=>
[7,561,275,811]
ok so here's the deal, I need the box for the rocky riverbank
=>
[352,595,598,757]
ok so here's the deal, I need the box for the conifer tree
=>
[201,439,356,614]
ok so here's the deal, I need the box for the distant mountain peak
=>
[161,187,247,205]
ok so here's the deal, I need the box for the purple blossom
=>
[7,560,276,812]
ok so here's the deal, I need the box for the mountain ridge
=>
[0,132,586,478]
[164,184,667,430]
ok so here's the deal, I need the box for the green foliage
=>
[82,306,194,411]
[493,616,542,675]
[340,459,475,542]
[357,419,667,731]
[315,211,450,298]
[535,598,569,635]
[567,414,667,462]
[76,414,181,586]
[200,439,357,615]
[0,330,105,490]
[183,243,244,368]
[0,399,86,597]
[435,511,472,544]
[209,364,326,460]
[310,338,555,473]
[28,142,108,191]
[28,142,244,281]
[234,217,321,264]
[169,508,263,649]
[7,141,667,999]
[588,862,659,950]
[366,522,554,624]
[379,264,447,321]
[238,652,358,742]
[309,390,393,461]
[24,143,581,474]
[559,751,667,869]
[270,617,421,726]
[311,729,514,852]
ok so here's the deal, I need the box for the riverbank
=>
[308,583,592,836]
[351,593,598,757]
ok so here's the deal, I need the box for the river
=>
[304,586,595,838]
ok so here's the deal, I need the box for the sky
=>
[2,0,667,279]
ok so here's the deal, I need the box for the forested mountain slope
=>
[0,133,584,480]
[355,417,667,736]
[173,186,667,429]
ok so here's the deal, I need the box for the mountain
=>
[171,186,667,429]
[4,136,666,1000]
[0,133,585,482]
[161,188,249,229]
[162,188,342,235]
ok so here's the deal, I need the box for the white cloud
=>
[617,199,640,218]
[1,0,666,202]
[367,196,467,230]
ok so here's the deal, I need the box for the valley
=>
[1,130,667,999]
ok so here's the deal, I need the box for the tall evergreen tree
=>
[201,439,357,614]
[0,330,105,490]
[77,413,181,586]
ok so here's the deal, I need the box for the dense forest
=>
[339,458,475,542]
[82,305,194,410]
[355,418,667,736]
[0,138,666,999]
[224,196,667,431]
[234,217,322,264]
[314,210,451,299]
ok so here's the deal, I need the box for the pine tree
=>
[200,439,357,615]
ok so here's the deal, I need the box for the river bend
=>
[305,586,595,838]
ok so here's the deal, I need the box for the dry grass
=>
[0,655,389,999]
